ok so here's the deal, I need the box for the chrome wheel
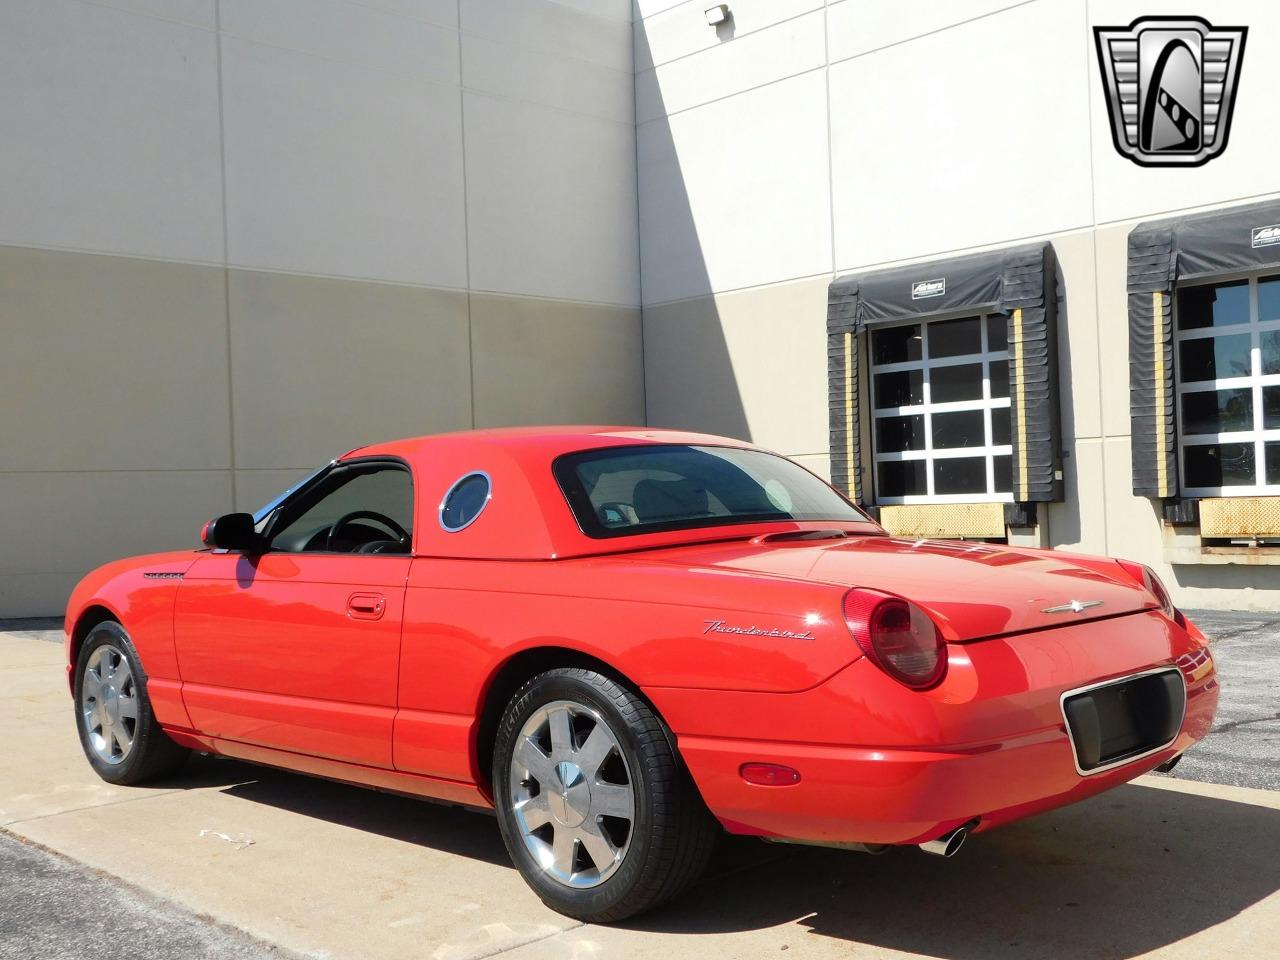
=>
[80,644,137,765]
[509,699,636,888]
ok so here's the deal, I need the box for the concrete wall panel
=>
[227,270,473,470]
[0,247,231,473]
[0,0,223,262]
[463,93,639,306]
[829,0,1093,272]
[221,36,468,287]
[638,70,831,304]
[470,295,645,427]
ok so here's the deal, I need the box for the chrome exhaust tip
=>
[918,825,969,858]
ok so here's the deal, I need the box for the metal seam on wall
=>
[1153,290,1169,497]
[1012,307,1028,501]
[843,330,855,499]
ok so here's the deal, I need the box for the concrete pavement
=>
[2,622,1278,959]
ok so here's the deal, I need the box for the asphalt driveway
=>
[1,611,1277,960]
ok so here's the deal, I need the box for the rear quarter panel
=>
[394,555,858,783]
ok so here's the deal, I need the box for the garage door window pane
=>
[1262,330,1280,375]
[871,325,922,365]
[934,458,986,495]
[1258,276,1280,322]
[1181,388,1253,434]
[1179,334,1251,382]
[878,460,926,498]
[874,370,923,408]
[930,363,984,403]
[989,360,1009,398]
[1267,442,1280,485]
[929,317,981,358]
[1178,281,1249,329]
[1183,443,1255,487]
[993,455,1012,493]
[876,415,925,452]
[1264,386,1280,430]
[931,410,985,449]
[991,408,1011,446]
[986,315,1007,352]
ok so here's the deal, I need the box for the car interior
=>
[263,463,414,554]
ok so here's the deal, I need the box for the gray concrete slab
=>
[1160,609,1280,791]
[0,832,292,960]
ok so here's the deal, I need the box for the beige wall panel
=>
[1093,222,1135,438]
[463,33,633,123]
[638,70,832,304]
[644,279,828,453]
[220,36,467,288]
[463,92,639,307]
[829,0,1092,272]
[228,270,472,470]
[0,470,232,616]
[1050,231,1103,441]
[0,247,232,472]
[827,0,1031,64]
[1046,437,1108,555]
[634,0,821,72]
[470,295,644,427]
[0,573,84,621]
[635,9,825,124]
[462,0,632,72]
[0,0,223,262]
[219,0,460,86]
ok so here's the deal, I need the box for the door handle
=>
[347,593,386,621]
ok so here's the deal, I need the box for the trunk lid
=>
[639,534,1154,642]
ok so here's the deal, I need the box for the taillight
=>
[1116,560,1178,619]
[843,588,946,689]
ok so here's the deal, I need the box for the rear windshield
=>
[554,444,866,538]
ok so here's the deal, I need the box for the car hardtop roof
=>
[342,426,761,465]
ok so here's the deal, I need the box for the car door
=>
[174,458,414,769]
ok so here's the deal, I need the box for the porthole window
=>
[439,472,491,532]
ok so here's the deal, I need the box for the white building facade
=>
[2,0,1278,615]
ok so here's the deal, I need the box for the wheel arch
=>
[472,646,683,798]
[67,603,123,690]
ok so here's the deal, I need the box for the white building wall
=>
[636,0,1280,609]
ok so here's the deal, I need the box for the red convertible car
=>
[65,427,1218,921]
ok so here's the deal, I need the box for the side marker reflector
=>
[740,763,801,786]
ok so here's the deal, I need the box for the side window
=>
[267,464,414,554]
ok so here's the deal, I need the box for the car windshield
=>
[555,444,867,538]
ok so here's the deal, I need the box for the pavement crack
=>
[1,788,181,828]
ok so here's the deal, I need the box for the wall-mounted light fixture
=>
[705,4,731,27]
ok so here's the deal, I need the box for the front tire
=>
[492,667,717,922]
[74,621,189,785]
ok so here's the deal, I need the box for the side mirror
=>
[201,513,264,553]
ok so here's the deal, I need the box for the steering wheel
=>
[325,510,410,552]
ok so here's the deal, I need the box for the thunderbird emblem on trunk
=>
[1094,16,1247,167]
[1042,600,1105,615]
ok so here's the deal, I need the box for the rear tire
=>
[493,667,717,922]
[74,621,189,785]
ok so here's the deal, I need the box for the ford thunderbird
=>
[65,427,1218,921]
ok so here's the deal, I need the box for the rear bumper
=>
[647,611,1219,846]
